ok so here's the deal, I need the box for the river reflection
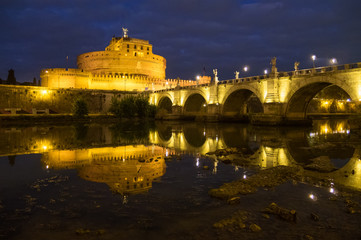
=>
[0,119,360,192]
[1,119,361,239]
[42,146,166,196]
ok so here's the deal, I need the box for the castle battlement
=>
[41,30,210,91]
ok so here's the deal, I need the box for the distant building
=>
[41,30,210,91]
[6,69,16,85]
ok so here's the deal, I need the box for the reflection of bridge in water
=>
[150,121,361,190]
[0,120,360,192]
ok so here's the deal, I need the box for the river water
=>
[0,119,360,240]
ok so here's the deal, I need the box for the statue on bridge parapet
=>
[235,71,239,79]
[294,61,300,71]
[213,69,218,84]
[270,57,277,75]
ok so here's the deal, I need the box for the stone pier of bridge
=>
[150,62,361,125]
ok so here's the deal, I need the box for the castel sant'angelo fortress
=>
[40,28,210,91]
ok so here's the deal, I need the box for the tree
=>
[109,97,122,117]
[109,95,156,119]
[135,96,149,118]
[73,98,88,117]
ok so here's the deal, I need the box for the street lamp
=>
[243,66,248,72]
[264,69,268,75]
[311,55,316,68]
[330,58,337,65]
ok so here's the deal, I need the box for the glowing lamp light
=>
[42,145,48,150]
[309,193,317,201]
[243,174,247,179]
[329,182,336,194]
[264,69,268,74]
[41,90,48,95]
[243,66,248,72]
[330,58,337,64]
[196,75,200,80]
[311,55,316,68]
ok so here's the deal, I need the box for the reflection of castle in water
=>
[42,145,167,195]
[1,119,361,191]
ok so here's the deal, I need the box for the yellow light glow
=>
[357,86,361,100]
[320,100,330,109]
[319,122,331,135]
[41,90,48,95]
[337,101,345,111]
[263,90,268,102]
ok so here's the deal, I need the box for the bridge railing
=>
[221,62,361,83]
[152,62,361,92]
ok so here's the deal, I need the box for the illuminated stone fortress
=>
[40,28,210,91]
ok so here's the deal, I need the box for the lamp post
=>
[311,55,316,68]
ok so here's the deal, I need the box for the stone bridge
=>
[150,62,361,124]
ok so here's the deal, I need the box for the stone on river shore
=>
[209,166,303,199]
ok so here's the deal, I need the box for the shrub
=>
[109,97,122,117]
[73,98,88,117]
[109,95,156,119]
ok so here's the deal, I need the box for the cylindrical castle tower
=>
[77,35,166,79]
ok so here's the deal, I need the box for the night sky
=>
[1,0,361,82]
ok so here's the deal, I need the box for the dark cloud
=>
[0,0,360,82]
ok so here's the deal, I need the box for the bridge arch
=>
[284,77,357,119]
[221,86,264,116]
[158,96,173,113]
[154,92,174,106]
[183,91,208,114]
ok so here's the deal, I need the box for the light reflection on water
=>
[0,119,361,239]
[0,119,360,191]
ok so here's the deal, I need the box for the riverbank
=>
[0,114,120,126]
